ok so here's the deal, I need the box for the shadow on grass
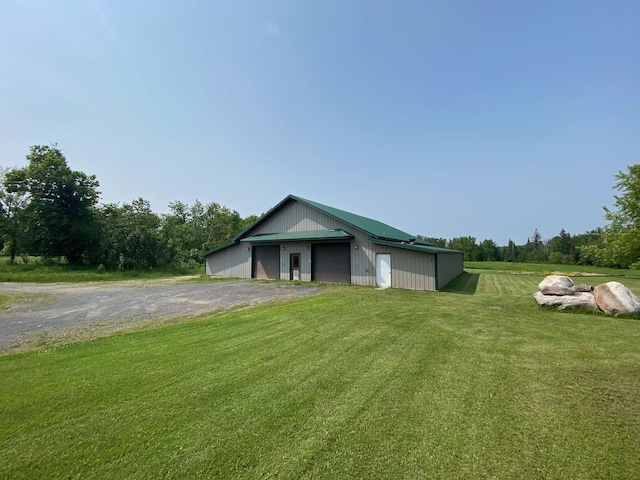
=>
[441,271,479,295]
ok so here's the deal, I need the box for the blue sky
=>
[1,1,638,245]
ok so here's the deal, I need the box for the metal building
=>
[204,195,463,291]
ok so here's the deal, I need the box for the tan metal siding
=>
[368,244,436,291]
[437,252,464,289]
[206,243,251,278]
[279,242,312,281]
[391,248,435,290]
[253,201,341,234]
[253,201,377,286]
[205,199,458,291]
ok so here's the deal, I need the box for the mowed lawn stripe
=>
[1,275,639,478]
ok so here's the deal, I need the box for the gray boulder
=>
[533,291,599,311]
[538,275,575,295]
[575,283,594,292]
[593,282,640,315]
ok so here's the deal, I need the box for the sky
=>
[1,1,638,246]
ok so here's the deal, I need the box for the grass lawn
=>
[466,260,640,278]
[1,270,639,478]
[0,257,202,282]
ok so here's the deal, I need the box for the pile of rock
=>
[534,275,640,315]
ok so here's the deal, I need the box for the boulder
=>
[593,282,640,315]
[538,275,575,295]
[533,291,599,311]
[575,283,594,292]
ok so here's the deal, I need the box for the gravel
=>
[0,279,322,351]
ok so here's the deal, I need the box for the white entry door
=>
[376,254,391,288]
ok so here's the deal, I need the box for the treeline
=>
[418,164,640,269]
[0,145,257,269]
[2,145,638,270]
[418,228,605,265]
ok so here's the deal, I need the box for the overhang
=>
[203,241,237,257]
[371,238,462,254]
[241,229,354,243]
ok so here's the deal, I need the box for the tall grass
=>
[0,257,202,282]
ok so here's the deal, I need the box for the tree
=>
[518,228,547,263]
[608,164,640,229]
[478,239,499,261]
[547,229,574,264]
[502,239,518,263]
[417,235,448,248]
[0,167,28,262]
[161,200,202,269]
[4,145,100,264]
[448,236,479,261]
[240,214,260,232]
[98,198,165,270]
[160,200,257,269]
[579,165,640,268]
[603,164,640,267]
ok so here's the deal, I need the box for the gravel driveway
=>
[0,279,321,351]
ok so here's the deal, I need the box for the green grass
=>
[466,260,640,277]
[0,257,203,282]
[0,293,31,310]
[1,273,639,478]
[0,291,54,313]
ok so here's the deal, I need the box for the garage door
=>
[312,243,351,283]
[252,245,280,279]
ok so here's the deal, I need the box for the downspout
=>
[434,253,439,291]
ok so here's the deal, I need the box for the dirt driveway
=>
[0,279,322,351]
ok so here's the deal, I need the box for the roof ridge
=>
[290,195,419,241]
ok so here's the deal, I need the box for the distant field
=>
[466,260,640,277]
[0,257,202,282]
[0,268,639,478]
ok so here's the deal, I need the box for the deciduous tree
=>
[478,239,499,261]
[578,165,640,268]
[448,236,479,261]
[0,167,28,262]
[4,145,100,264]
[416,235,448,248]
[99,198,164,270]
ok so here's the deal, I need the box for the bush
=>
[548,252,570,265]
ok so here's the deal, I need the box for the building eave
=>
[370,238,463,254]
[203,241,238,257]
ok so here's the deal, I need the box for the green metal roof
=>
[241,229,354,243]
[290,195,433,244]
[371,238,463,255]
[202,241,236,257]
[204,194,444,257]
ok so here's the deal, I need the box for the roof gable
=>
[290,195,428,243]
[204,194,435,256]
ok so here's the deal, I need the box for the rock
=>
[538,275,575,295]
[533,291,599,311]
[575,283,594,292]
[593,282,640,315]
